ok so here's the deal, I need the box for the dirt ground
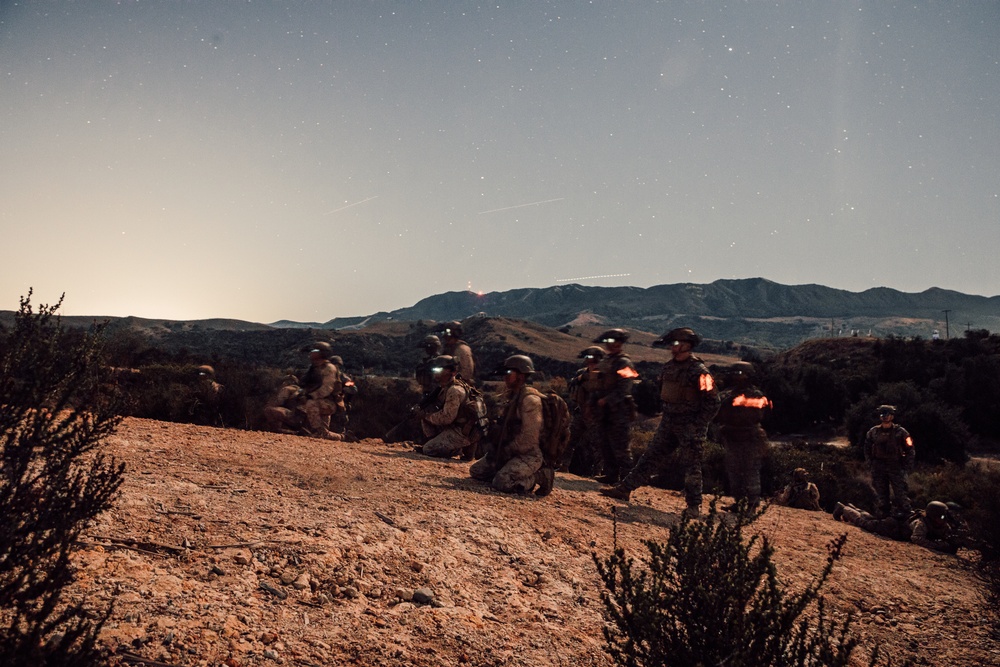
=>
[66,418,998,667]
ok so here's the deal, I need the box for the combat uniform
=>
[716,381,771,506]
[618,354,720,512]
[593,351,638,483]
[301,359,345,441]
[443,339,476,383]
[470,386,543,494]
[775,476,822,511]
[420,378,472,458]
[839,505,960,554]
[864,422,914,515]
[564,364,604,476]
[263,380,305,434]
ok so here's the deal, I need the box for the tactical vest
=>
[869,425,908,461]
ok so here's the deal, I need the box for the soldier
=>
[300,342,347,441]
[716,362,771,510]
[592,329,639,484]
[263,374,307,434]
[833,500,972,554]
[384,335,443,444]
[775,468,822,511]
[470,355,549,496]
[414,355,473,459]
[415,335,442,394]
[439,321,476,383]
[601,327,720,519]
[863,404,915,517]
[562,346,605,476]
[190,364,224,426]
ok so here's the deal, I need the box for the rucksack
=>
[456,379,490,444]
[535,389,571,468]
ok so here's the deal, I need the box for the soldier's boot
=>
[832,502,846,521]
[599,485,631,501]
[595,472,620,485]
[460,443,476,461]
[534,467,555,497]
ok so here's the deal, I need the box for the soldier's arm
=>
[308,366,340,400]
[693,366,721,432]
[910,519,957,554]
[602,358,637,409]
[424,385,464,426]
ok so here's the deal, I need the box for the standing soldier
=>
[415,356,473,459]
[300,342,347,441]
[439,321,476,384]
[716,361,771,510]
[561,346,605,476]
[470,355,548,495]
[190,364,224,426]
[863,405,914,517]
[592,329,639,484]
[415,335,442,394]
[601,327,720,519]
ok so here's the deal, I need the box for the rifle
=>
[384,387,441,443]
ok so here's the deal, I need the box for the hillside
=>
[70,418,996,666]
[7,278,998,351]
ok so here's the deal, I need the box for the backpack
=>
[535,389,572,468]
[456,379,490,444]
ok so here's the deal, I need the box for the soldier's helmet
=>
[420,334,442,350]
[579,346,606,361]
[654,327,702,348]
[503,354,535,376]
[926,501,949,521]
[197,365,215,377]
[440,321,463,338]
[311,341,333,358]
[945,501,963,514]
[792,468,810,483]
[429,355,458,372]
[330,355,344,367]
[877,404,897,416]
[593,328,629,344]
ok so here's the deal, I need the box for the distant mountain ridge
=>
[310,278,1000,347]
[6,279,997,349]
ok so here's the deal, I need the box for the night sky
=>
[2,1,998,323]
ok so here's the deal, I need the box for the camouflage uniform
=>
[838,505,912,541]
[593,351,638,483]
[263,379,306,434]
[301,358,345,441]
[470,386,543,494]
[838,504,961,554]
[563,363,604,476]
[420,378,472,458]
[775,469,821,511]
[618,355,720,511]
[716,375,771,505]
[190,365,224,426]
[443,339,476,383]
[864,421,914,515]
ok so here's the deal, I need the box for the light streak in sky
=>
[323,196,378,215]
[555,273,631,283]
[477,197,565,215]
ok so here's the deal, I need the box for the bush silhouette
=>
[0,292,125,665]
[594,503,874,667]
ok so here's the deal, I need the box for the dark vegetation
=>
[0,293,124,666]
[595,504,875,667]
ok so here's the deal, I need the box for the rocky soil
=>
[65,418,998,667]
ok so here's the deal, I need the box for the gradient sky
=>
[2,1,998,323]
